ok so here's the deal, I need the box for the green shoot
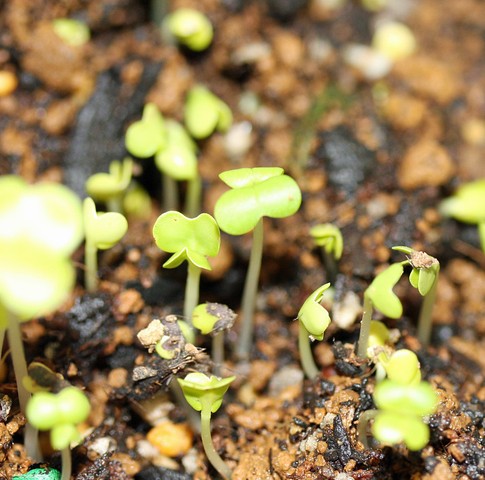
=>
[83,198,128,292]
[214,167,302,360]
[178,373,235,479]
[164,8,213,52]
[309,223,343,283]
[296,284,332,379]
[52,18,90,47]
[152,212,220,321]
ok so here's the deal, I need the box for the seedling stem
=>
[357,294,373,358]
[298,323,319,379]
[185,262,201,321]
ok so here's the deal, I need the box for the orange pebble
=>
[0,70,18,96]
[147,421,193,457]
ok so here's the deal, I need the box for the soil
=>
[1,0,484,479]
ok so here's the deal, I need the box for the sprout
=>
[83,198,128,292]
[178,373,235,479]
[27,386,91,480]
[192,303,236,375]
[85,157,133,213]
[214,167,302,360]
[381,349,421,385]
[296,284,332,379]
[184,86,232,140]
[152,212,220,320]
[52,18,90,47]
[164,8,213,52]
[309,223,343,283]
[440,179,485,253]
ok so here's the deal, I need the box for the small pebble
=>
[0,70,18,96]
[373,22,417,61]
[147,421,193,457]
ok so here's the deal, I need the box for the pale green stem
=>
[322,248,338,285]
[417,268,439,347]
[84,241,98,293]
[151,0,169,24]
[236,219,264,360]
[162,174,178,212]
[60,447,72,480]
[184,262,201,324]
[212,331,224,377]
[200,406,232,480]
[298,322,319,379]
[357,409,378,450]
[184,176,202,218]
[357,294,373,358]
[106,195,123,214]
[6,311,42,461]
[169,380,200,433]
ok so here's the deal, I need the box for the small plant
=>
[152,211,220,320]
[85,157,133,213]
[440,178,485,253]
[214,167,302,360]
[26,387,91,480]
[83,197,128,292]
[296,284,332,379]
[163,8,213,52]
[309,223,343,283]
[178,373,235,479]
[184,85,232,140]
[52,18,90,47]
[192,302,236,376]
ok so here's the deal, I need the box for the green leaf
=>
[297,283,332,341]
[85,158,133,201]
[56,387,91,425]
[50,423,79,450]
[155,144,197,180]
[416,264,438,296]
[366,263,404,318]
[439,179,485,224]
[383,349,421,385]
[309,223,344,260]
[26,391,59,430]
[219,167,283,189]
[165,8,213,52]
[52,18,90,46]
[153,211,220,270]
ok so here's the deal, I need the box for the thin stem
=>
[357,409,378,450]
[106,195,123,214]
[212,331,224,377]
[84,242,98,293]
[184,262,201,324]
[60,447,72,480]
[322,249,338,285]
[236,218,264,360]
[184,176,202,218]
[200,407,232,480]
[162,174,178,212]
[357,294,373,358]
[298,322,319,379]
[417,268,439,347]
[6,311,42,461]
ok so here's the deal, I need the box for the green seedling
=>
[85,157,133,213]
[152,211,220,321]
[310,223,343,283]
[52,18,90,47]
[359,379,437,451]
[192,303,236,375]
[123,182,152,220]
[296,284,332,379]
[83,197,128,292]
[381,349,421,385]
[440,179,485,253]
[178,373,235,479]
[393,246,440,346]
[27,387,91,480]
[366,320,392,380]
[214,167,302,360]
[164,8,213,52]
[184,86,232,140]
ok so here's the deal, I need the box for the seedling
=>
[192,302,236,375]
[52,18,90,47]
[359,379,437,451]
[85,157,133,213]
[164,8,213,52]
[178,373,235,479]
[309,223,343,283]
[382,349,421,384]
[184,86,232,140]
[122,182,152,220]
[83,197,128,292]
[152,211,220,321]
[440,179,485,253]
[296,284,332,379]
[27,386,91,480]
[214,167,302,359]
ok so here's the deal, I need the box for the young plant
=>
[192,303,236,376]
[26,387,91,480]
[178,373,235,479]
[214,167,302,360]
[163,8,213,52]
[152,211,220,321]
[296,284,332,379]
[83,197,128,292]
[85,157,133,213]
[184,85,232,140]
[309,223,343,283]
[439,178,485,253]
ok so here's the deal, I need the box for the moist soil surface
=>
[1,0,484,479]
